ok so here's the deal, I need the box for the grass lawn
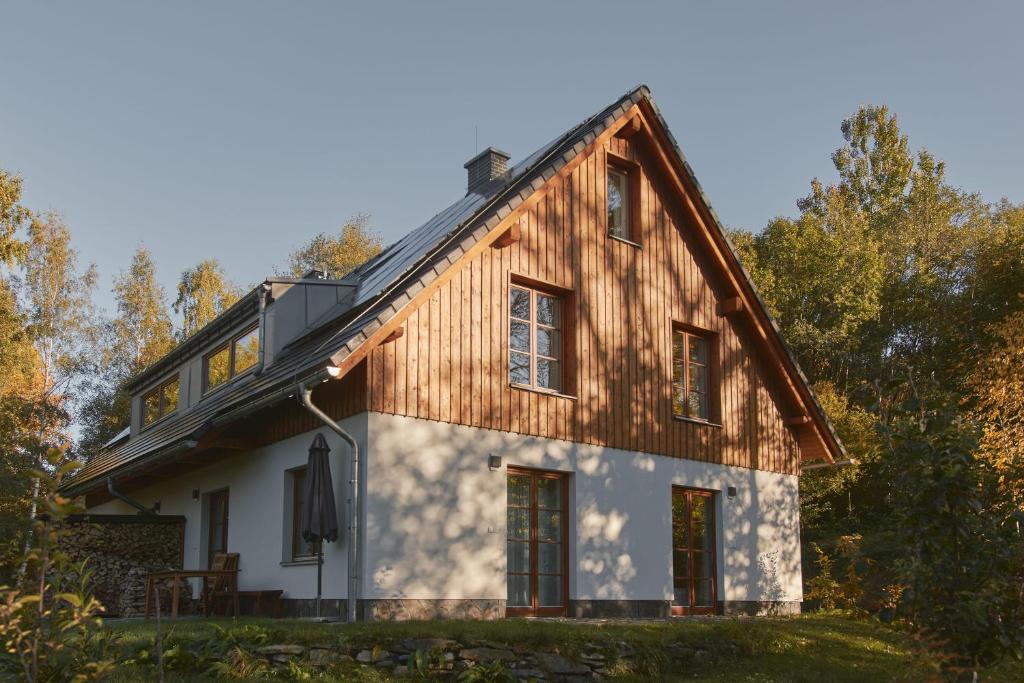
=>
[103,613,1024,681]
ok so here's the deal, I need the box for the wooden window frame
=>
[508,276,576,397]
[207,488,229,568]
[203,323,259,395]
[671,486,718,616]
[606,152,641,246]
[671,323,720,424]
[290,467,321,561]
[506,467,570,618]
[141,375,179,429]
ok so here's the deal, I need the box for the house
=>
[63,86,844,620]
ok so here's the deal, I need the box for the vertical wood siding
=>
[366,137,800,475]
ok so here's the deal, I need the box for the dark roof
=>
[64,85,843,495]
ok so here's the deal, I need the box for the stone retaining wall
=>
[60,514,185,616]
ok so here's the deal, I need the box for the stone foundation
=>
[720,600,801,616]
[60,514,185,616]
[362,599,505,621]
[571,600,672,618]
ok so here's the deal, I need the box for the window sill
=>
[200,367,256,401]
[608,234,641,248]
[140,410,178,432]
[510,383,578,401]
[673,415,723,429]
[280,558,319,567]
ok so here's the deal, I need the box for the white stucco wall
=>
[88,408,801,607]
[365,411,802,605]
[88,413,366,600]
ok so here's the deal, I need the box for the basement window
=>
[142,375,179,427]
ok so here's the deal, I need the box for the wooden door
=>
[506,468,569,617]
[207,489,229,567]
[671,487,717,615]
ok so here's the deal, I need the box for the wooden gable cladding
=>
[365,134,801,475]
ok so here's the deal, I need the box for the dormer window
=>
[204,324,259,393]
[142,376,179,427]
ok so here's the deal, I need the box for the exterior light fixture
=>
[325,366,342,379]
[488,454,502,471]
[727,486,737,500]
[192,489,200,501]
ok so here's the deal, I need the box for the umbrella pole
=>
[316,545,323,619]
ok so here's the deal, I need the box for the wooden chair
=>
[201,552,240,616]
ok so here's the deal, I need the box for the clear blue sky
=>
[3,1,1021,317]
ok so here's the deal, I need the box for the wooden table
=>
[144,569,239,619]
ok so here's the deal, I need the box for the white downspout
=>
[298,377,359,623]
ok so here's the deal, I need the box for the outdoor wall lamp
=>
[727,486,737,500]
[488,454,502,471]
[192,489,200,501]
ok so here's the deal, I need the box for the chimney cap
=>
[463,146,511,169]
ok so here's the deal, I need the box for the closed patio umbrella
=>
[300,433,339,618]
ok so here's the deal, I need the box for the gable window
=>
[672,328,715,421]
[290,467,321,561]
[509,285,563,393]
[142,375,179,427]
[606,154,639,243]
[204,324,259,393]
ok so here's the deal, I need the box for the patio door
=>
[207,489,229,568]
[671,487,717,615]
[506,468,568,617]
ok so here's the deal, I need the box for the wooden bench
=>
[213,589,283,618]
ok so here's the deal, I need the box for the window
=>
[142,375,179,427]
[207,489,229,568]
[290,467,321,560]
[204,324,259,393]
[606,155,639,242]
[607,167,629,238]
[672,328,713,421]
[507,468,568,617]
[509,285,562,393]
[671,487,717,614]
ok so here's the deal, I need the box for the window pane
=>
[692,496,713,551]
[162,378,179,415]
[688,335,707,364]
[537,478,561,509]
[509,288,530,320]
[693,551,714,583]
[507,541,530,574]
[143,391,160,425]
[672,332,686,417]
[509,352,531,385]
[507,475,531,507]
[507,508,530,540]
[607,169,627,237]
[539,543,561,574]
[206,345,230,390]
[536,327,559,358]
[536,295,559,327]
[536,359,560,391]
[538,510,561,542]
[695,579,714,607]
[507,574,530,607]
[674,585,690,606]
[233,327,259,375]
[538,574,562,607]
[673,550,689,580]
[510,321,531,352]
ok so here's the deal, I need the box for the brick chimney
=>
[464,147,511,194]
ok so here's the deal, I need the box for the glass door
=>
[207,489,229,568]
[671,487,717,615]
[507,468,568,616]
